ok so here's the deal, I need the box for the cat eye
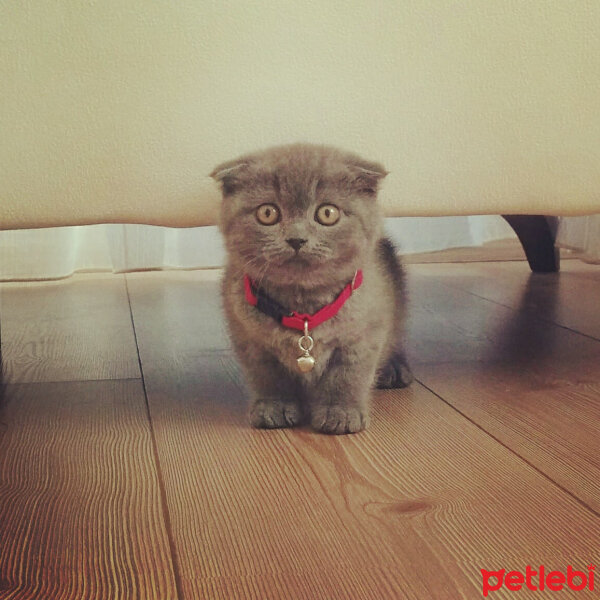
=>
[255,203,280,225]
[315,204,340,226]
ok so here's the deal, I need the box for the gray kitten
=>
[211,143,412,434]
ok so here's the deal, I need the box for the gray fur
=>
[211,143,411,434]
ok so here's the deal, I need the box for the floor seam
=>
[435,276,600,343]
[125,276,185,600]
[0,376,142,387]
[414,376,600,519]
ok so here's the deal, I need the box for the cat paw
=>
[311,405,369,435]
[249,399,303,429]
[376,352,414,389]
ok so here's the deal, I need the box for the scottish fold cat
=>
[211,144,412,434]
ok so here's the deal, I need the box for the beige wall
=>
[2,1,599,229]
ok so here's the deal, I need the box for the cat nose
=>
[286,238,307,252]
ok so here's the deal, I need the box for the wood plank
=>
[0,274,140,384]
[125,270,229,354]
[403,261,600,514]
[403,238,526,264]
[411,260,600,340]
[0,379,178,600]
[145,357,600,599]
[403,238,581,265]
[128,272,600,600]
[404,264,600,368]
[416,362,600,513]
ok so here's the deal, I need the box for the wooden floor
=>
[1,259,599,599]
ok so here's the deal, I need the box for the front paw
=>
[311,405,369,435]
[376,351,414,389]
[249,398,303,429]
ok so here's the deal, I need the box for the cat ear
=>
[345,157,388,196]
[210,160,250,197]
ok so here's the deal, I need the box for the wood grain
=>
[0,275,140,384]
[411,260,600,340]
[2,262,598,600]
[404,263,600,368]
[403,238,527,264]
[0,380,177,600]
[405,261,600,514]
[127,270,600,600]
[402,238,582,265]
[416,362,600,513]
[125,270,229,354]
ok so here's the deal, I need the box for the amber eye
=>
[315,204,340,226]
[256,203,280,225]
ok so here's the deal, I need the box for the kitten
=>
[211,143,412,434]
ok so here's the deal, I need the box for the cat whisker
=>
[254,259,272,291]
[231,255,264,280]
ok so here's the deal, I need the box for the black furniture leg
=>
[502,215,560,273]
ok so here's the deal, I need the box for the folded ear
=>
[210,160,250,197]
[345,156,388,196]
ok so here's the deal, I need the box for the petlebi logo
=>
[481,564,595,596]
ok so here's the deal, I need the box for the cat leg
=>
[242,350,305,429]
[376,348,414,389]
[309,346,378,434]
[250,396,303,429]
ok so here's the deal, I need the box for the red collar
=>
[244,270,363,331]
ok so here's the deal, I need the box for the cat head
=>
[211,143,387,288]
